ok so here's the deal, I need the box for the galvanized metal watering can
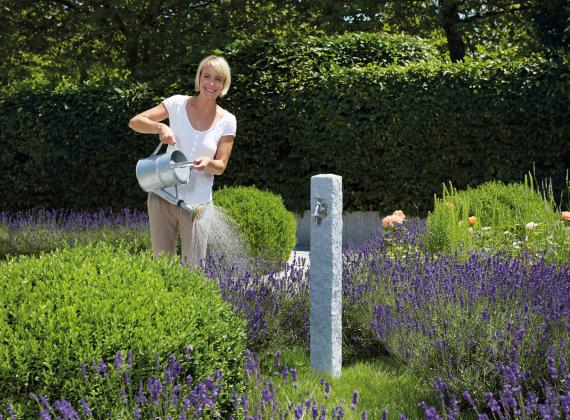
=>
[136,142,202,218]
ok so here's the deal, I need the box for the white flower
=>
[525,222,538,230]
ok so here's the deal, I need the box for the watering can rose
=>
[382,210,406,228]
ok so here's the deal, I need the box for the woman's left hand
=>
[193,157,212,172]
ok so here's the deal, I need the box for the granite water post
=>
[310,174,342,378]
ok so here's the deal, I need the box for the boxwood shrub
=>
[214,186,297,262]
[0,243,246,417]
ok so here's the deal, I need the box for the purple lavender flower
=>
[186,374,193,388]
[5,404,14,420]
[147,376,162,406]
[434,378,445,391]
[291,367,298,389]
[127,351,133,368]
[547,355,557,380]
[481,308,491,323]
[114,351,124,371]
[39,395,53,413]
[485,392,501,413]
[136,380,147,406]
[120,388,128,405]
[294,403,304,419]
[351,390,359,410]
[274,350,282,375]
[418,402,438,420]
[80,362,89,380]
[54,399,80,419]
[124,370,131,388]
[97,360,107,377]
[311,403,319,419]
[79,399,92,417]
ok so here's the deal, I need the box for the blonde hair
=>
[194,55,232,97]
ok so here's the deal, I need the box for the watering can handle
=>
[150,142,164,157]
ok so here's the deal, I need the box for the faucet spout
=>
[313,197,328,222]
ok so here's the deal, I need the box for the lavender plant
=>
[419,359,570,419]
[368,245,569,407]
[0,208,150,258]
[232,349,374,419]
[31,349,227,419]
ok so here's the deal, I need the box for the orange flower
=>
[468,216,478,225]
[391,210,406,224]
[382,210,406,228]
[562,211,570,221]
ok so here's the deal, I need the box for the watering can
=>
[136,142,203,219]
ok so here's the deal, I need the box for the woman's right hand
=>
[159,124,176,145]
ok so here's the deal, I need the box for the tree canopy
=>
[1,0,568,92]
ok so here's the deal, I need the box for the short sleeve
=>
[162,95,185,118]
[222,113,237,137]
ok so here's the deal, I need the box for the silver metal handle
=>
[151,142,164,157]
[169,161,195,169]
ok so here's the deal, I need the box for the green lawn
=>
[253,346,434,419]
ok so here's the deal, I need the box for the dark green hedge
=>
[0,34,568,215]
[223,57,570,214]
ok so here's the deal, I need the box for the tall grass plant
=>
[425,175,570,264]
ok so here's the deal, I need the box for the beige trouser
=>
[147,193,208,267]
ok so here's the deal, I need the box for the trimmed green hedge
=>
[0,34,568,215]
[0,243,247,417]
[213,186,297,261]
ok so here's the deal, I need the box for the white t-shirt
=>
[162,95,237,208]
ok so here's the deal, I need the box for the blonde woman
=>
[129,55,236,266]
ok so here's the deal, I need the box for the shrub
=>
[0,208,151,259]
[425,176,570,264]
[213,186,297,262]
[0,51,568,215]
[0,243,246,417]
[366,242,570,407]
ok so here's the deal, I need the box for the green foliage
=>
[425,176,570,264]
[244,347,432,419]
[0,243,247,417]
[0,38,568,215]
[0,210,150,259]
[224,53,569,214]
[213,186,297,262]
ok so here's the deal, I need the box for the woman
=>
[128,55,236,266]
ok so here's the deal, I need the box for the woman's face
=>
[199,65,224,98]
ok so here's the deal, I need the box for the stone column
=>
[310,174,342,378]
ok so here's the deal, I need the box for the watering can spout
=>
[151,189,203,221]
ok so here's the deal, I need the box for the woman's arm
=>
[193,135,235,175]
[128,103,176,145]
